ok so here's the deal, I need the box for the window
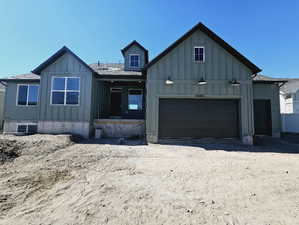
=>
[17,123,38,134]
[51,77,80,105]
[129,54,140,68]
[194,47,205,62]
[17,84,39,106]
[128,89,143,110]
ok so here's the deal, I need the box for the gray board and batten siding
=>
[3,81,40,121]
[122,41,148,71]
[146,25,257,143]
[2,49,96,137]
[38,52,93,122]
[253,83,281,137]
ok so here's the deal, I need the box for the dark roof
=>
[144,22,262,74]
[0,73,40,82]
[0,62,143,83]
[121,40,149,64]
[89,63,142,76]
[32,46,94,75]
[253,74,288,84]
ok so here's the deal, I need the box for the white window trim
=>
[50,76,80,106]
[128,88,143,111]
[16,123,38,133]
[194,46,205,63]
[129,54,140,68]
[16,84,39,106]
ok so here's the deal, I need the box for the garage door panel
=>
[159,99,239,138]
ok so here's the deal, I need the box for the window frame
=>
[194,46,205,63]
[129,54,140,68]
[128,88,143,111]
[50,76,80,106]
[16,84,39,106]
[16,123,38,133]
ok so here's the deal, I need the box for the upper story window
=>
[17,84,39,106]
[128,89,143,111]
[129,54,140,68]
[51,77,80,105]
[194,47,205,62]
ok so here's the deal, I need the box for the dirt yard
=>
[0,134,299,225]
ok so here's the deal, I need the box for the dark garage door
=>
[254,100,272,135]
[159,99,239,139]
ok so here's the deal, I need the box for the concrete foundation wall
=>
[94,119,145,138]
[38,121,90,138]
[3,120,38,133]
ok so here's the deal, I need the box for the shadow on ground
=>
[70,133,299,154]
[158,135,299,154]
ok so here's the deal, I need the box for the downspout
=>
[142,68,147,144]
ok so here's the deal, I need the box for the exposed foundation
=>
[242,135,253,145]
[38,121,90,138]
[3,120,38,133]
[146,134,158,143]
[94,119,145,138]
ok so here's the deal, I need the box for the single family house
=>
[0,22,286,145]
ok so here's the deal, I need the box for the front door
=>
[110,88,122,117]
[254,100,272,135]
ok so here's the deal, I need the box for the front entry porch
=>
[93,78,146,138]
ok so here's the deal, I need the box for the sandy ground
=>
[0,134,299,225]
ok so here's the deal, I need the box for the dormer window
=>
[129,54,140,68]
[194,47,205,62]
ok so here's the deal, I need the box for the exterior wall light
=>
[198,78,207,85]
[165,77,174,85]
[230,79,240,86]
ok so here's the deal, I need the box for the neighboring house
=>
[280,79,299,113]
[0,22,286,144]
[278,78,299,133]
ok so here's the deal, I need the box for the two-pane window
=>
[51,77,80,105]
[128,89,143,110]
[194,47,205,62]
[129,54,140,68]
[17,84,39,106]
[17,123,38,134]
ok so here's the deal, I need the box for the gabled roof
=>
[32,46,94,75]
[144,22,262,74]
[0,73,40,82]
[121,40,149,64]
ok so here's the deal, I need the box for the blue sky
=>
[0,0,299,78]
